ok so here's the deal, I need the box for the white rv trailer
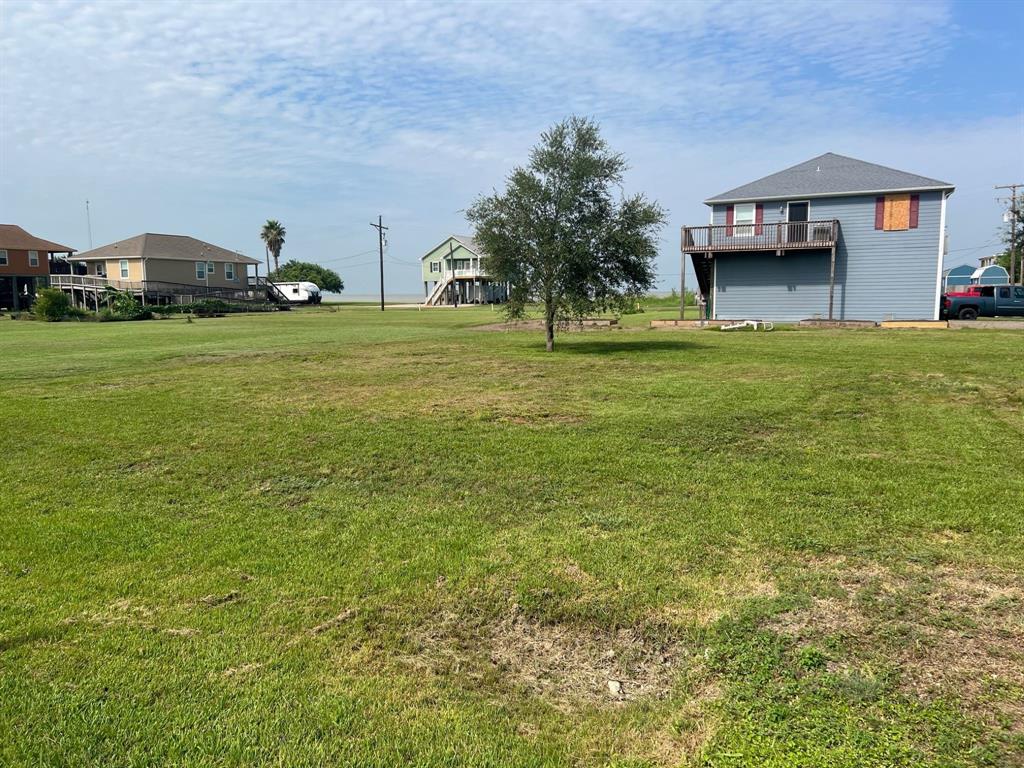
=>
[271,281,322,304]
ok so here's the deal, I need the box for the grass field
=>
[1,306,1022,767]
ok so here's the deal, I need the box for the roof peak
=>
[705,153,953,204]
[74,232,258,264]
[0,223,76,253]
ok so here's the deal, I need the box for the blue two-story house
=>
[683,153,954,321]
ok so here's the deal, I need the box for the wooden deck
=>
[681,220,839,254]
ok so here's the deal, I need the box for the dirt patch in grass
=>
[69,598,156,628]
[221,662,263,678]
[200,590,242,607]
[657,566,779,627]
[395,606,722,766]
[407,608,686,710]
[768,558,1024,731]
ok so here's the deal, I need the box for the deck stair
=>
[424,274,453,306]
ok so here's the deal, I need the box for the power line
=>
[945,239,1000,255]
[316,249,379,265]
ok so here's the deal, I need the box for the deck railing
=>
[50,274,144,291]
[51,274,266,303]
[681,219,839,253]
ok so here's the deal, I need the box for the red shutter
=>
[754,203,764,236]
[725,205,734,237]
[909,195,920,229]
[874,197,886,230]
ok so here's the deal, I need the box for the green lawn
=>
[1,307,1022,767]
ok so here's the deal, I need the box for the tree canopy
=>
[467,116,665,351]
[269,260,344,293]
[260,220,287,273]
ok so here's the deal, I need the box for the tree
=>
[467,116,666,351]
[260,220,287,273]
[269,260,344,293]
[32,287,71,321]
[102,288,147,319]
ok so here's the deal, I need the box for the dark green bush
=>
[150,299,275,315]
[98,307,152,322]
[32,288,72,321]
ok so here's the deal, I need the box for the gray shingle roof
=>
[74,233,260,264]
[705,153,954,204]
[451,235,484,255]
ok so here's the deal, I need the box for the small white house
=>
[271,281,322,304]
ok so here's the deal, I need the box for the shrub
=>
[150,299,275,315]
[32,288,71,321]
[98,307,152,322]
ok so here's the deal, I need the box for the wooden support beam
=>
[827,244,837,320]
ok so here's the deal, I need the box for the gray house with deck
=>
[683,153,954,321]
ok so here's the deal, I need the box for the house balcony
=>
[681,219,839,254]
[50,274,142,292]
[50,273,266,306]
[449,266,486,279]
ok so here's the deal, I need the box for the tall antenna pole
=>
[370,215,389,311]
[996,183,1021,284]
[85,200,93,249]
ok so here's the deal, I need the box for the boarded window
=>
[875,194,919,231]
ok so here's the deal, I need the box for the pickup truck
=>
[941,284,1024,320]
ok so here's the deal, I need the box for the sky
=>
[2,0,1023,298]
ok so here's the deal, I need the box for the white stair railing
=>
[424,274,453,306]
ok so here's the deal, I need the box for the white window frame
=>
[119,259,129,279]
[0,250,7,266]
[28,250,39,267]
[195,261,206,280]
[225,262,235,281]
[733,203,756,237]
[96,262,106,277]
[206,261,215,276]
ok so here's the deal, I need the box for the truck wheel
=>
[958,307,978,320]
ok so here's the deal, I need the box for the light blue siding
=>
[715,251,830,321]
[710,192,945,321]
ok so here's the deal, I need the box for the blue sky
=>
[2,0,1022,297]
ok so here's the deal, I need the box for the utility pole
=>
[995,183,1022,284]
[448,240,457,307]
[370,215,388,311]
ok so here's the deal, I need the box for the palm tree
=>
[260,220,286,275]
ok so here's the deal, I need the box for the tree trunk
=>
[545,301,555,352]
[273,250,280,273]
